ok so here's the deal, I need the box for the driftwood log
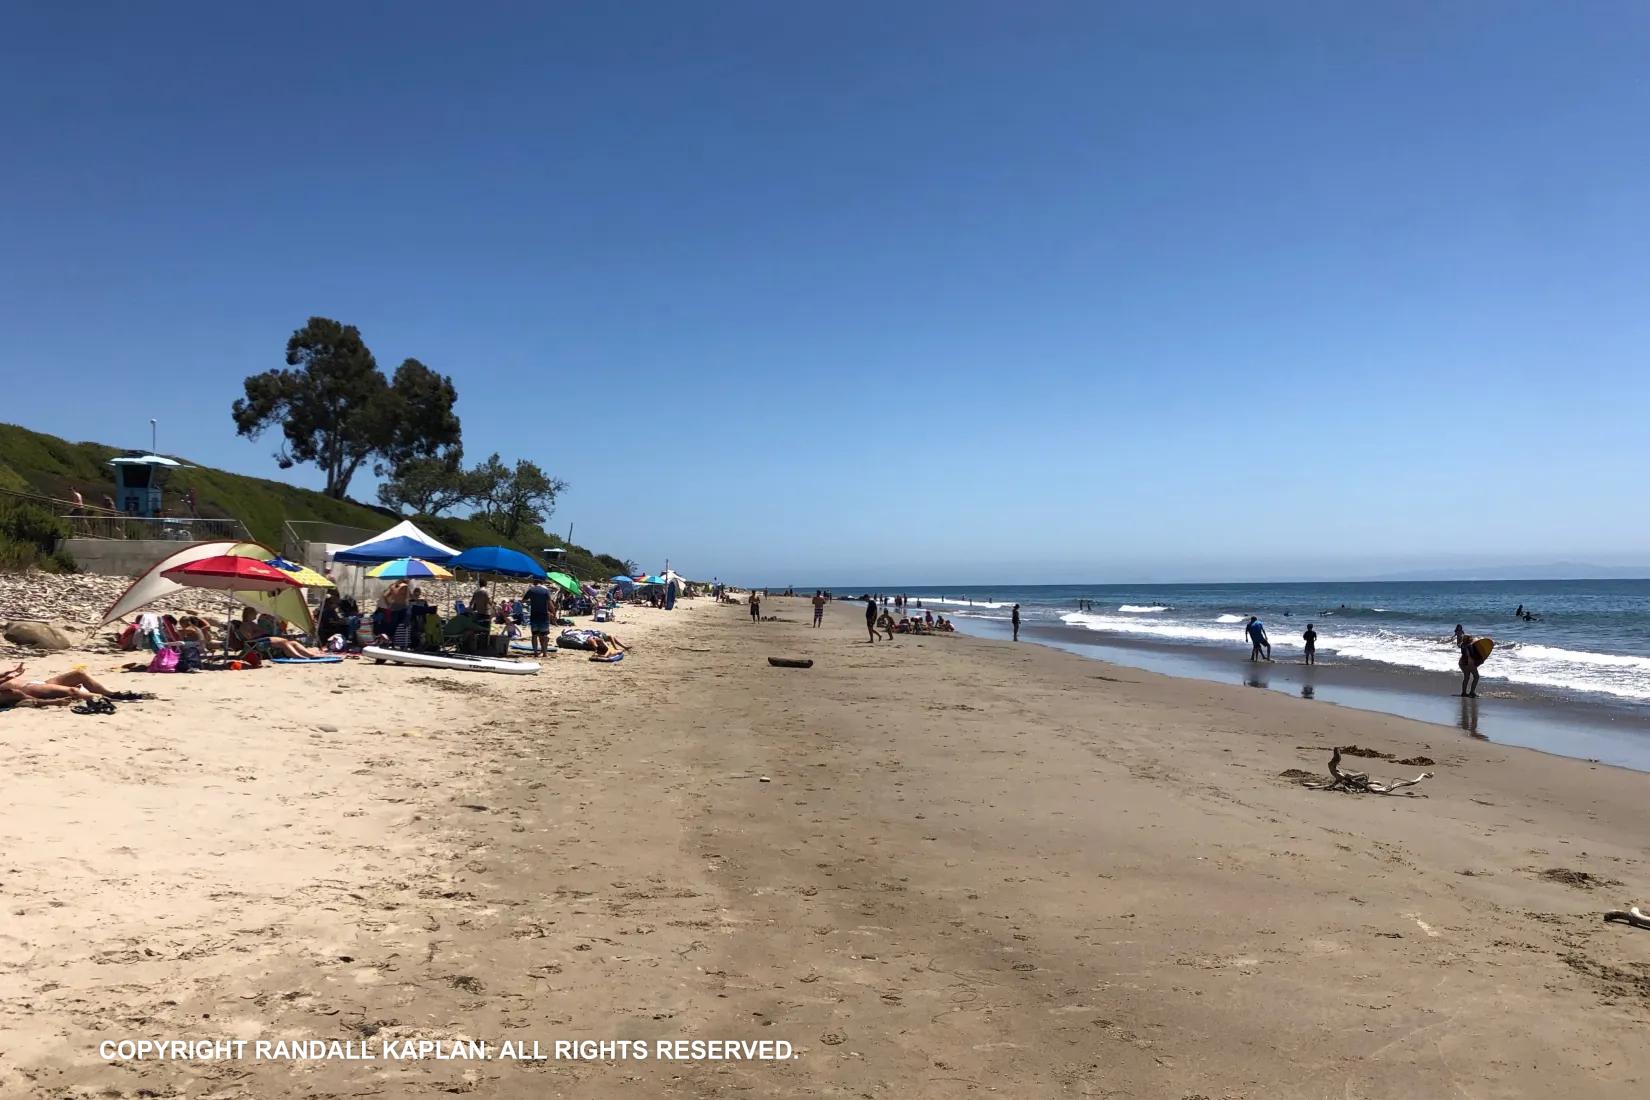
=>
[767,657,814,669]
[1603,906,1650,930]
[1303,747,1433,795]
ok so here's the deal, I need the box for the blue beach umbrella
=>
[610,575,636,585]
[450,545,546,579]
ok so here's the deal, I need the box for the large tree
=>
[232,317,461,499]
[377,450,485,516]
[472,454,567,540]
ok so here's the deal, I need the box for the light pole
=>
[150,419,157,453]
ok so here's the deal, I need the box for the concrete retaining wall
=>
[61,538,190,577]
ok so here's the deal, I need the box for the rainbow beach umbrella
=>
[367,557,454,580]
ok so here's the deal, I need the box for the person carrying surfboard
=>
[1454,624,1493,697]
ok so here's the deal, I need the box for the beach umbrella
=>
[162,556,302,591]
[266,556,334,588]
[100,540,314,635]
[332,520,459,564]
[610,574,636,584]
[546,571,582,596]
[450,546,546,579]
[367,557,454,580]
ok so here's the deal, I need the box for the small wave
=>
[1215,614,1246,624]
[909,596,1005,609]
[1118,604,1169,613]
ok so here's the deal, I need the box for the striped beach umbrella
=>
[366,557,454,580]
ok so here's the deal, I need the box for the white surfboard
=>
[362,645,541,675]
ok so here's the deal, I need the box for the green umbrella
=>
[546,571,582,596]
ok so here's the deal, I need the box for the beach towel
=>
[271,656,344,664]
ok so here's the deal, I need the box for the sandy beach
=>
[4,593,1649,1098]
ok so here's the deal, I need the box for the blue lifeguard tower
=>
[108,453,185,517]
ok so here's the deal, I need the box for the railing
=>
[59,513,251,542]
[282,519,382,566]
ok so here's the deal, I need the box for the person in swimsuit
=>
[865,596,879,643]
[0,663,128,707]
[812,590,826,628]
[1455,624,1483,697]
[1302,623,1317,665]
[749,590,761,622]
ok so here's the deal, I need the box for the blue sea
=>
[860,581,1650,707]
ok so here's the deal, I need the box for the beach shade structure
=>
[98,540,315,635]
[450,546,546,580]
[266,556,334,588]
[367,557,454,581]
[610,575,636,585]
[163,556,304,591]
[332,519,459,565]
[546,571,583,597]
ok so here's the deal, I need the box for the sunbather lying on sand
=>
[0,663,138,707]
[234,609,327,659]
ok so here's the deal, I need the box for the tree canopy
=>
[472,455,567,540]
[232,317,461,499]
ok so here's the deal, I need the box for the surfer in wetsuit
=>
[1455,624,1483,697]
[865,596,879,644]
[1011,604,1021,641]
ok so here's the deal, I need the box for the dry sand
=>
[3,594,1648,1098]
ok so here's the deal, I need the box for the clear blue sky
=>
[4,2,1648,584]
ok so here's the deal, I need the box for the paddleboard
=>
[363,645,541,675]
[271,656,343,664]
[1471,637,1495,664]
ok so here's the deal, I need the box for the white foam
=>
[909,597,1005,609]
[1118,604,1169,613]
[1055,613,1650,703]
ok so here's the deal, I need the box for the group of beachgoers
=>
[861,595,956,642]
[1237,615,1496,697]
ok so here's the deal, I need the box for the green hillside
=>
[0,422,632,580]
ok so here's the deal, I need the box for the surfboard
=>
[271,656,343,664]
[362,646,540,675]
[1471,638,1495,664]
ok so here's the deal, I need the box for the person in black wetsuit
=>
[1011,604,1021,642]
[865,596,879,644]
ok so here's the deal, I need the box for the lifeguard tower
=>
[108,453,186,517]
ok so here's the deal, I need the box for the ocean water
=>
[863,581,1650,707]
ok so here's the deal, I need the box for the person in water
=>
[1011,603,1021,641]
[1245,616,1272,661]
[1454,624,1483,698]
[1302,623,1317,665]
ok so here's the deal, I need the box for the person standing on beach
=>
[1302,622,1317,665]
[1245,616,1272,661]
[811,590,826,627]
[749,589,761,623]
[524,579,553,657]
[865,595,879,643]
[1455,624,1485,697]
[1011,603,1021,641]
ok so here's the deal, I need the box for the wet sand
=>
[4,595,1649,1097]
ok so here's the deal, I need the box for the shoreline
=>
[7,595,1650,1097]
[947,611,1650,771]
